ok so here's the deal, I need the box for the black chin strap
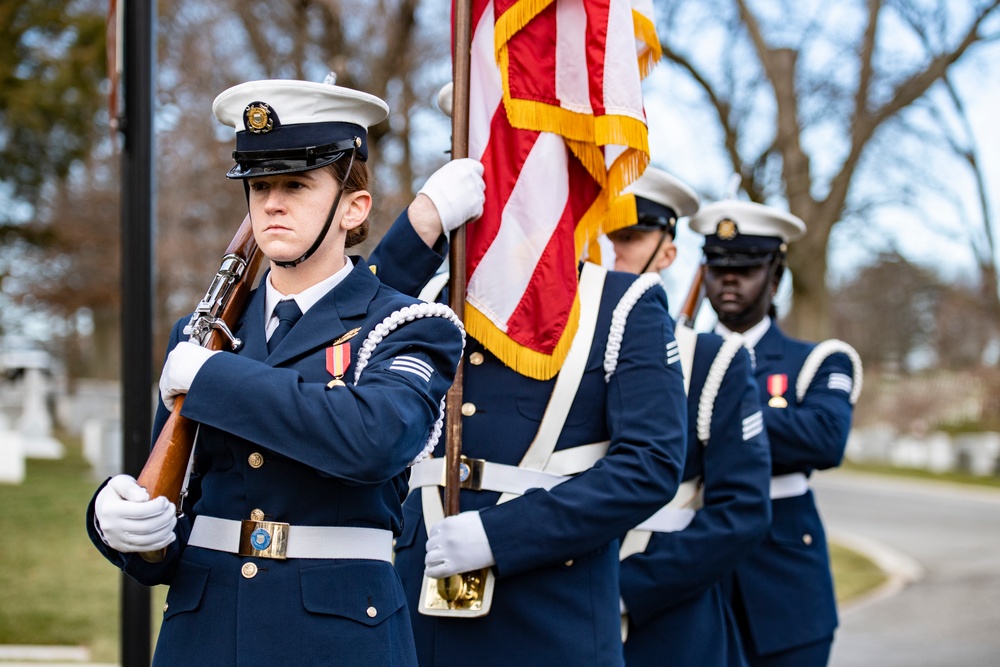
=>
[639,225,673,274]
[245,147,359,269]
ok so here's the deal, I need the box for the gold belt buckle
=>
[238,520,290,559]
[458,456,485,491]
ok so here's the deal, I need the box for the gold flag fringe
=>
[633,9,662,80]
[471,0,660,378]
[465,298,580,381]
[495,0,555,63]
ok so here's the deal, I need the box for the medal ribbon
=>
[767,373,788,399]
[326,343,351,379]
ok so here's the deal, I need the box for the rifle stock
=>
[675,264,705,329]
[136,215,264,562]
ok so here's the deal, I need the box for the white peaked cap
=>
[624,167,700,218]
[213,79,388,134]
[689,200,806,243]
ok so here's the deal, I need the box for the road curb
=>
[828,528,925,614]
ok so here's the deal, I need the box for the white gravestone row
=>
[847,426,1000,477]
[0,349,65,485]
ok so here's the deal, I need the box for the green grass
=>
[842,459,1000,489]
[0,435,165,663]
[830,542,886,604]
[0,437,909,658]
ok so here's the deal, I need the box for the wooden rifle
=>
[136,215,264,562]
[675,263,705,329]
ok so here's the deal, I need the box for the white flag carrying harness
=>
[412,262,611,532]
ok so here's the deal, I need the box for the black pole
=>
[119,0,156,664]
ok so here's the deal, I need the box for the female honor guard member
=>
[86,79,467,666]
[608,168,772,667]
[368,161,688,665]
[689,201,862,667]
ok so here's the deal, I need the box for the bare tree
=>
[655,0,1000,340]
[6,0,454,376]
[831,250,942,373]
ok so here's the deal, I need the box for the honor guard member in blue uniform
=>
[368,159,688,665]
[689,201,863,667]
[609,168,772,667]
[86,78,467,666]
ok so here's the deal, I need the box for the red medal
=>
[767,373,788,408]
[326,343,351,387]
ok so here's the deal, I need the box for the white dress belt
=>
[632,479,703,533]
[770,472,809,499]
[408,440,610,496]
[188,516,393,561]
[409,457,568,496]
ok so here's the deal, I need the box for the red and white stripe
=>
[461,0,652,379]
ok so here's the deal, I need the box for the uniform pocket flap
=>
[163,560,210,620]
[301,561,405,627]
[768,497,821,549]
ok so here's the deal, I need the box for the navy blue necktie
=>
[268,300,302,353]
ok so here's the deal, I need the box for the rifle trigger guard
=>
[210,319,242,350]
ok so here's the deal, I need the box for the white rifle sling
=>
[795,339,863,405]
[417,270,451,303]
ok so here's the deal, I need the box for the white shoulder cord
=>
[604,272,664,382]
[695,334,746,445]
[352,302,466,465]
[795,339,863,405]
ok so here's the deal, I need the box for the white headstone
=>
[17,368,64,459]
[0,413,26,484]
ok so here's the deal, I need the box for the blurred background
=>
[1,0,999,665]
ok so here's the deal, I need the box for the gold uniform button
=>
[564,560,574,567]
[469,352,484,365]
[250,509,266,521]
[367,606,378,618]
[802,533,813,546]
[241,562,258,579]
[162,602,169,613]
[248,452,264,468]
[461,402,477,417]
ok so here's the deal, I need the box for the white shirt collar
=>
[715,315,772,350]
[265,257,353,333]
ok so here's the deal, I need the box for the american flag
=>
[460,0,659,380]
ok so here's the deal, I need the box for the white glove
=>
[94,474,177,553]
[159,341,218,410]
[417,158,486,233]
[424,510,495,579]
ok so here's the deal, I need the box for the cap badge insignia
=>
[767,373,788,408]
[244,102,274,134]
[717,218,738,241]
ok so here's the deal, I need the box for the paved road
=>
[813,469,1000,666]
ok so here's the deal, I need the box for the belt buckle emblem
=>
[239,520,290,559]
[458,456,485,491]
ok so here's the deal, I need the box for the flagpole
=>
[444,0,473,518]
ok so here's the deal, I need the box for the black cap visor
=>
[228,127,365,179]
[703,248,777,267]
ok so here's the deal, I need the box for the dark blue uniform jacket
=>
[87,257,463,667]
[621,332,771,667]
[370,214,688,666]
[731,322,855,657]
